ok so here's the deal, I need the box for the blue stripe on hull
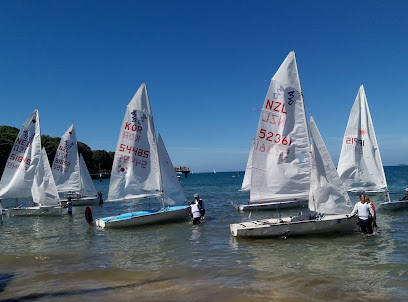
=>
[96,206,190,228]
[98,206,189,222]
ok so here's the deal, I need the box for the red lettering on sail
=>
[265,100,287,114]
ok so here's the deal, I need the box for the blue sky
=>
[1,0,407,172]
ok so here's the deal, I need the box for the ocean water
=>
[0,166,407,302]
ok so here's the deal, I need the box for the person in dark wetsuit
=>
[400,188,408,201]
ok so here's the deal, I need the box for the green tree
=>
[0,126,19,175]
[41,135,60,164]
[0,124,116,177]
[92,150,113,171]
[78,142,93,170]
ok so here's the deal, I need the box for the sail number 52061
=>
[259,129,292,146]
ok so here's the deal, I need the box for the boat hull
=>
[8,206,66,216]
[347,188,387,195]
[380,200,408,210]
[236,199,308,211]
[95,206,190,228]
[230,214,359,238]
[60,196,100,206]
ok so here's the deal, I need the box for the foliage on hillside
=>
[0,125,114,176]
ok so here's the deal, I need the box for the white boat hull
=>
[347,188,387,195]
[380,200,408,210]
[230,214,359,238]
[8,206,66,216]
[60,196,100,206]
[95,206,190,228]
[237,199,308,211]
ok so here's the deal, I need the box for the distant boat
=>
[380,187,408,210]
[380,198,408,210]
[236,51,310,211]
[51,124,99,206]
[95,83,190,228]
[214,170,216,174]
[231,116,358,238]
[337,85,388,195]
[0,110,65,216]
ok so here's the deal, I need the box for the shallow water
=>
[1,167,407,301]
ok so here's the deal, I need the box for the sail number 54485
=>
[119,144,150,158]
[259,129,292,146]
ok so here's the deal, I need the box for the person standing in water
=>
[66,197,73,215]
[189,199,201,225]
[400,188,408,201]
[365,195,377,229]
[194,193,205,220]
[350,194,375,235]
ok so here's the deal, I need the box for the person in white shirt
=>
[350,194,375,234]
[194,193,205,220]
[190,199,201,225]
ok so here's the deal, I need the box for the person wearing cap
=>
[194,193,205,220]
[400,188,408,201]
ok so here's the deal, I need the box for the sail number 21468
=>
[259,129,292,146]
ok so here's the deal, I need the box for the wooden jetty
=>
[174,166,190,178]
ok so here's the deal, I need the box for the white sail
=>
[31,148,60,206]
[241,144,253,191]
[246,51,311,203]
[79,154,97,197]
[52,124,81,193]
[0,109,41,199]
[157,134,186,206]
[309,117,352,214]
[108,83,161,201]
[337,85,387,192]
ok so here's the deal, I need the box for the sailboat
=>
[95,83,190,228]
[0,110,64,216]
[236,51,310,211]
[9,148,65,216]
[230,116,358,238]
[337,85,388,195]
[51,124,99,206]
